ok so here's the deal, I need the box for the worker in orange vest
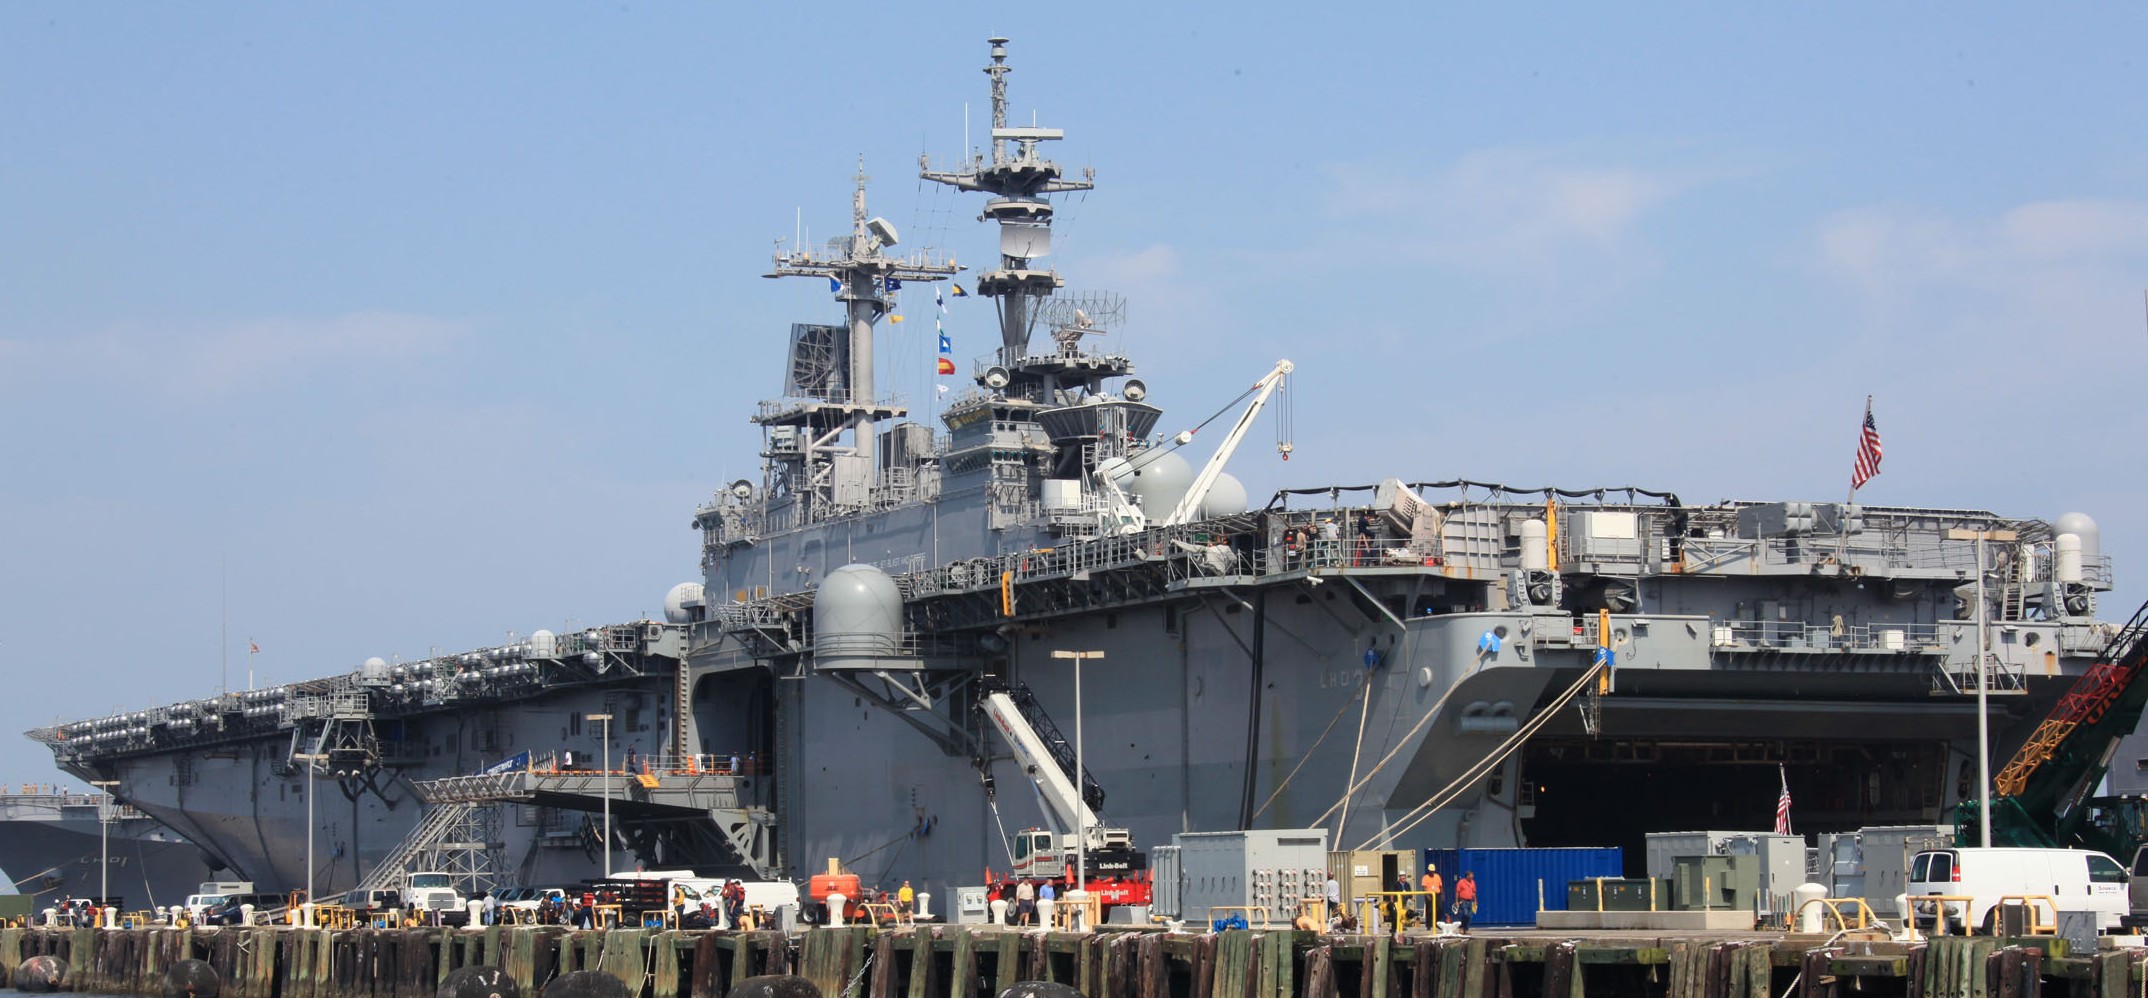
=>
[1419,863,1443,927]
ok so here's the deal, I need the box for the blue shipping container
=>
[1422,847,1623,927]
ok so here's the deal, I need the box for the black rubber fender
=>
[999,983,1081,998]
[724,975,824,998]
[538,970,631,998]
[161,959,222,998]
[13,954,68,993]
[439,966,520,998]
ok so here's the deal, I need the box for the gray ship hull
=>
[0,795,206,909]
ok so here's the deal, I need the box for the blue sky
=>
[4,5,2146,784]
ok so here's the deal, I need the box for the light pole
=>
[89,780,119,906]
[588,713,614,874]
[294,753,326,922]
[1947,526,2017,848]
[1050,649,1102,927]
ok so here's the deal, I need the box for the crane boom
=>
[981,691,1102,840]
[1163,359,1293,527]
[1965,595,2148,854]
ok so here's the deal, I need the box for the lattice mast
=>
[921,37,1095,368]
[763,164,959,480]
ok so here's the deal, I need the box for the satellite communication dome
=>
[1199,472,1249,519]
[1124,450,1195,519]
[663,582,706,624]
[361,657,389,682]
[2054,512,2101,562]
[529,629,558,659]
[814,564,905,670]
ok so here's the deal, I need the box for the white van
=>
[1907,847,2129,933]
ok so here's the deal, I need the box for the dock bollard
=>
[916,891,932,921]
[825,893,846,927]
[989,899,1008,924]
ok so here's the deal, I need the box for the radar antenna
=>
[760,162,961,517]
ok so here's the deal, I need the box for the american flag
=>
[248,640,260,655]
[1773,767,1793,836]
[1850,400,1883,491]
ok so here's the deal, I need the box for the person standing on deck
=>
[1420,864,1443,928]
[1451,872,1477,933]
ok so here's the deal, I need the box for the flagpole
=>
[1835,396,1871,567]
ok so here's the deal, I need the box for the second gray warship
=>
[25,38,2127,905]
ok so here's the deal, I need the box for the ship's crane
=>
[1963,596,2148,857]
[976,686,1148,901]
[980,687,1104,846]
[1096,359,1293,535]
[1164,359,1293,527]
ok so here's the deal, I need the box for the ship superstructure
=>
[21,37,2131,904]
[677,37,2126,893]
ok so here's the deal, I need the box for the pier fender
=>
[999,983,1081,998]
[440,966,520,998]
[540,970,631,998]
[725,975,823,998]
[161,959,222,998]
[13,954,67,992]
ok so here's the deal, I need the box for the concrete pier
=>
[0,923,2138,998]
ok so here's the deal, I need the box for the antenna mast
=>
[761,162,960,519]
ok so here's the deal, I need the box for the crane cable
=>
[1309,653,1492,832]
[1337,674,1376,838]
[1252,672,1372,820]
[1355,661,1607,852]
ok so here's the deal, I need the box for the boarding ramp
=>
[410,752,778,879]
[351,801,508,897]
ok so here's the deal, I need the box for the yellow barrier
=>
[1993,895,2058,935]
[1053,896,1099,930]
[1794,897,1878,932]
[1909,895,1977,935]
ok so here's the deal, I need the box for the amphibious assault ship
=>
[26,38,2128,903]
[0,788,204,908]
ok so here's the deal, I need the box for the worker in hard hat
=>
[1419,863,1443,928]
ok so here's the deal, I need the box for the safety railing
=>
[1793,897,1878,932]
[1908,895,1976,935]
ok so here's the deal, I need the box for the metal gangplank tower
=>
[761,166,960,520]
[407,756,777,879]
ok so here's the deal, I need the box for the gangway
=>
[352,801,504,896]
[409,753,780,879]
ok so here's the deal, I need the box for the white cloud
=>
[1,311,467,400]
[1814,199,2148,356]
[1320,147,1704,275]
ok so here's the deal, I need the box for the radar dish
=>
[1039,292,1126,353]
